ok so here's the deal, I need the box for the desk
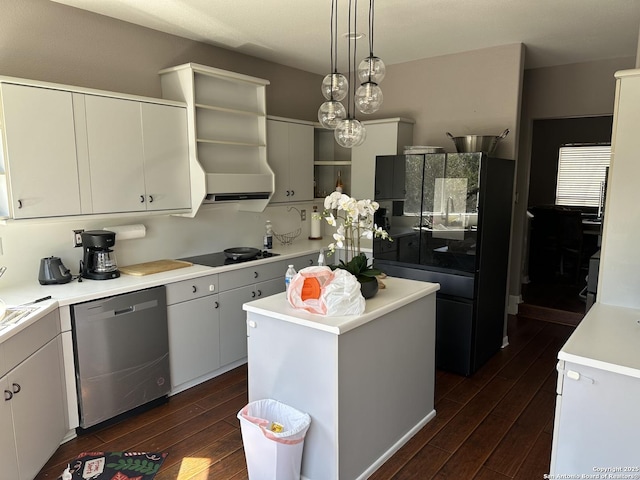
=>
[582,218,602,235]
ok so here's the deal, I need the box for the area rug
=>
[63,451,168,480]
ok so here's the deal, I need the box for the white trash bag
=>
[286,266,365,316]
[238,399,311,480]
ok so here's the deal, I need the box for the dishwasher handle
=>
[114,306,135,316]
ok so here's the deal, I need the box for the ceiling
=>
[51,0,640,75]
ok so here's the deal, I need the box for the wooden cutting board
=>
[119,259,193,276]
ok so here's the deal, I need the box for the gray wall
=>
[1,0,323,121]
[366,43,525,161]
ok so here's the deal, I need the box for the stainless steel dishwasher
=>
[71,286,170,429]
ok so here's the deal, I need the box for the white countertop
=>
[0,240,326,342]
[243,276,440,335]
[558,302,640,378]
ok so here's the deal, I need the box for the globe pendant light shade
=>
[334,118,367,148]
[357,56,386,84]
[318,100,347,129]
[321,73,349,101]
[355,82,383,114]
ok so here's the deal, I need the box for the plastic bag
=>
[286,266,365,316]
[323,269,366,316]
[286,266,334,314]
[238,399,311,444]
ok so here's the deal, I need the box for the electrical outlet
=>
[73,229,84,247]
[301,209,306,221]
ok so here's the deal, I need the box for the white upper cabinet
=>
[84,95,147,213]
[140,102,191,211]
[267,117,314,203]
[0,76,191,219]
[84,96,191,214]
[0,83,81,218]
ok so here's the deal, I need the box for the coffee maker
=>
[80,230,120,280]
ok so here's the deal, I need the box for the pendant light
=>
[355,0,384,114]
[334,0,366,148]
[318,0,347,129]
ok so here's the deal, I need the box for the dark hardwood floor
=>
[36,313,574,480]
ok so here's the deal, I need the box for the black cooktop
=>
[180,251,279,268]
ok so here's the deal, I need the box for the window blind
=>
[555,145,610,207]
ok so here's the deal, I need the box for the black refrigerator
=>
[374,152,514,376]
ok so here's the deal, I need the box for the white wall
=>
[597,69,640,308]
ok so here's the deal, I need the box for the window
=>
[555,145,610,207]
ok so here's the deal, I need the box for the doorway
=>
[523,115,612,315]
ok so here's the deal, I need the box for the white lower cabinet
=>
[167,295,220,390]
[166,254,318,394]
[0,310,66,480]
[219,277,283,366]
[166,274,220,393]
[0,375,19,480]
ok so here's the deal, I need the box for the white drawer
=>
[166,274,219,305]
[2,309,60,376]
[219,261,286,292]
[291,253,317,271]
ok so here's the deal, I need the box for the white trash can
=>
[237,399,311,480]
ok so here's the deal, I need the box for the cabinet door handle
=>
[291,190,295,196]
[257,289,262,297]
[254,271,259,279]
[308,259,313,265]
[148,195,154,203]
[17,199,23,209]
[12,383,20,394]
[214,301,219,309]
[140,195,145,203]
[286,190,290,197]
[251,291,256,298]
[4,390,12,401]
[192,285,197,293]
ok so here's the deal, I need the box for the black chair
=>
[557,209,584,285]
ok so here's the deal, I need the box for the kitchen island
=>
[243,276,440,480]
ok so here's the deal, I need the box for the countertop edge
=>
[243,277,440,335]
[0,243,326,342]
[558,302,640,378]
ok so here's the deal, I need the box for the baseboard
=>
[355,409,437,480]
[507,294,522,315]
[518,303,584,327]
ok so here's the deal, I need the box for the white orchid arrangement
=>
[319,191,391,260]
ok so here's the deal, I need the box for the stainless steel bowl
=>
[446,129,509,154]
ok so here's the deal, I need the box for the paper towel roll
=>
[309,216,322,240]
[105,224,146,240]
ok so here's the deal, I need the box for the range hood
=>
[201,172,274,212]
[159,63,275,216]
